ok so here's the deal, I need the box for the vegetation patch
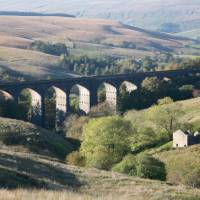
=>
[156,144,200,187]
[0,167,45,189]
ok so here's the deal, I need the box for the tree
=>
[18,90,32,121]
[44,88,56,130]
[142,77,163,93]
[146,100,184,136]
[80,116,133,170]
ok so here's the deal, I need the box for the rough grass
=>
[1,98,200,199]
[0,115,199,199]
[0,190,92,200]
[124,97,200,127]
[124,97,200,187]
[1,189,200,200]
[0,117,78,159]
[155,144,200,186]
[0,16,199,80]
[0,16,198,59]
[0,150,200,200]
[0,46,76,80]
[175,29,200,40]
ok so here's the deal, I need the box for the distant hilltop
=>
[0,11,75,18]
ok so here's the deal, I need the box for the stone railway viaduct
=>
[0,69,200,127]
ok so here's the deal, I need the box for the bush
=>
[112,154,166,181]
[112,154,136,176]
[65,151,85,167]
[64,115,89,139]
[136,154,166,181]
[89,102,115,117]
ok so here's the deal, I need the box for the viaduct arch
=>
[0,68,199,128]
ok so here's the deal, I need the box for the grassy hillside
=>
[0,46,78,81]
[0,149,200,200]
[155,144,200,187]
[0,117,78,159]
[175,29,200,40]
[1,98,200,199]
[125,97,200,127]
[123,97,200,189]
[0,0,199,33]
[0,16,199,81]
[0,16,195,55]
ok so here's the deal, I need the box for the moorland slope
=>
[0,117,200,200]
[0,0,200,33]
[0,16,199,81]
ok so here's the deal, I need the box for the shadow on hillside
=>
[0,64,35,83]
[0,152,82,190]
[121,23,193,41]
[1,128,80,160]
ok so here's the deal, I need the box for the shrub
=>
[89,102,115,117]
[112,154,136,176]
[136,154,166,181]
[64,115,89,139]
[65,151,85,167]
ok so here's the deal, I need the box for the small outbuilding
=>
[173,130,200,148]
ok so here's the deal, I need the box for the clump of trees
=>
[30,40,69,56]
[65,114,168,181]
[118,76,198,112]
[80,117,133,170]
[64,97,192,182]
[59,52,200,76]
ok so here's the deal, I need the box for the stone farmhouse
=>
[173,130,200,148]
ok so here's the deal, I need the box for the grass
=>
[155,144,200,186]
[0,15,199,81]
[1,97,200,199]
[0,190,92,200]
[175,29,200,40]
[124,97,200,189]
[0,117,78,159]
[0,46,76,81]
[124,97,200,126]
[0,109,200,199]
[0,149,200,200]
